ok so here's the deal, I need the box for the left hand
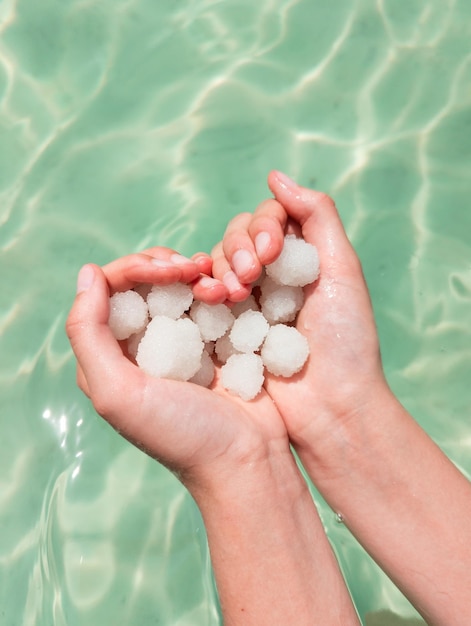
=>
[66,247,291,495]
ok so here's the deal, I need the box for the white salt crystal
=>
[259,277,304,324]
[124,231,319,397]
[261,324,310,377]
[221,353,264,401]
[266,234,319,287]
[189,349,215,388]
[136,316,203,381]
[147,283,193,319]
[230,294,259,318]
[215,332,240,364]
[229,310,269,353]
[109,290,148,340]
[190,301,234,341]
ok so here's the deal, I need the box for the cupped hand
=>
[211,171,389,450]
[66,247,290,493]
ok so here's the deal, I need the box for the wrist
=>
[188,440,307,514]
[291,379,397,486]
[186,430,361,625]
[292,381,471,626]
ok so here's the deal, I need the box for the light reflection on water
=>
[1,0,470,624]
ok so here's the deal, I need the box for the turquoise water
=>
[1,0,470,623]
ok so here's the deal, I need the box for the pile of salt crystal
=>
[108,235,319,400]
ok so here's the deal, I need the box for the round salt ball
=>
[261,324,310,377]
[215,332,240,364]
[190,301,235,342]
[266,234,319,287]
[189,349,215,388]
[109,290,149,340]
[259,277,304,324]
[127,328,146,359]
[230,294,259,318]
[136,316,203,381]
[147,283,193,320]
[221,353,264,401]
[229,310,269,353]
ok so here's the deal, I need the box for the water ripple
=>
[1,0,471,623]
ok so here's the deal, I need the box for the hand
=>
[211,172,471,625]
[66,246,291,494]
[211,171,389,457]
[66,246,364,625]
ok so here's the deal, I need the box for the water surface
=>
[1,1,470,624]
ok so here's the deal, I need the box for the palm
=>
[68,257,289,484]
[125,370,288,476]
[263,246,384,441]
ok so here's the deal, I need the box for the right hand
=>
[211,171,390,459]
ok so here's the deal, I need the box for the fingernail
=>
[151,258,175,268]
[274,171,298,189]
[232,249,255,277]
[77,264,95,294]
[255,231,271,258]
[170,253,195,266]
[199,276,221,289]
[222,270,243,293]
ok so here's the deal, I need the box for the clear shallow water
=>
[1,0,470,624]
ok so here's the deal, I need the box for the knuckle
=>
[223,212,252,237]
[65,313,84,342]
[76,375,90,398]
[89,387,118,420]
[315,190,336,209]
[210,241,223,258]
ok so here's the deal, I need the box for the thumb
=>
[267,170,358,266]
[66,264,143,418]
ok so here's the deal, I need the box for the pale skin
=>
[66,244,359,623]
[67,170,471,625]
[212,170,471,626]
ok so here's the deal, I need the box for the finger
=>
[221,212,262,285]
[191,274,228,305]
[66,264,145,426]
[267,171,358,267]
[68,265,244,471]
[247,198,287,265]
[188,253,230,302]
[211,240,253,302]
[191,252,213,276]
[103,248,200,293]
[141,246,200,273]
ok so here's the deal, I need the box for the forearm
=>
[191,449,360,626]
[294,385,471,625]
